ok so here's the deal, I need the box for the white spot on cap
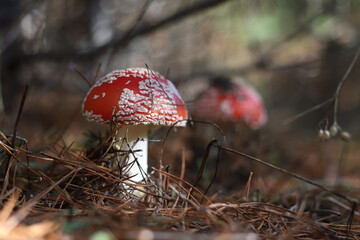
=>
[93,95,100,100]
[220,100,233,116]
[83,110,105,123]
[115,76,186,126]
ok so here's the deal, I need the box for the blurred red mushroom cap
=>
[82,68,188,126]
[193,78,267,129]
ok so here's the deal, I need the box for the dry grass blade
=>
[0,190,62,240]
[0,141,358,239]
[152,168,212,207]
[0,189,19,224]
[74,67,92,87]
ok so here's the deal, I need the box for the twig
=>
[159,120,223,193]
[193,139,218,189]
[333,47,360,125]
[93,63,102,84]
[103,1,152,70]
[283,47,360,126]
[3,86,28,184]
[201,141,220,203]
[283,98,334,125]
[11,86,28,148]
[74,68,92,87]
[111,0,152,55]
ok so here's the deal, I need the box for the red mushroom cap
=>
[83,68,188,126]
[193,80,267,129]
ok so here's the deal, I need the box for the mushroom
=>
[193,76,267,129]
[82,68,188,183]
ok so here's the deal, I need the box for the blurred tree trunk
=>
[0,0,22,113]
[0,0,99,113]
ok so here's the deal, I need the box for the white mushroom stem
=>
[114,125,149,183]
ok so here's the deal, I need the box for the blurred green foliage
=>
[214,0,359,47]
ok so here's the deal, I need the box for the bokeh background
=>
[1,0,360,195]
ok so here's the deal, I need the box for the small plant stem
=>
[283,98,334,125]
[332,47,360,125]
[283,47,360,126]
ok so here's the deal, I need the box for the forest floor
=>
[0,95,359,240]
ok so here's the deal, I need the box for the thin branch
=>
[84,0,230,59]
[283,98,334,125]
[74,68,92,87]
[192,139,218,190]
[22,0,230,61]
[201,141,220,203]
[104,0,153,69]
[11,86,28,148]
[111,0,153,55]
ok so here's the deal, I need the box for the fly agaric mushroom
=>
[193,76,267,129]
[82,68,188,183]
